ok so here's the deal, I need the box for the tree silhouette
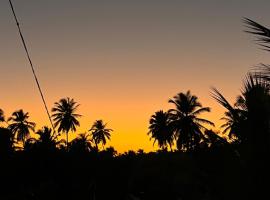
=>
[169,91,214,151]
[0,127,14,155]
[243,18,270,199]
[0,109,5,123]
[237,75,270,152]
[212,74,269,144]
[7,109,35,146]
[148,110,174,150]
[70,133,93,154]
[35,126,59,152]
[204,129,227,148]
[51,97,81,150]
[211,88,245,142]
[101,146,118,157]
[89,120,113,149]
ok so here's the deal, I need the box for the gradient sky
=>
[1,0,270,152]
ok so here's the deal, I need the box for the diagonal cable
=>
[8,0,55,133]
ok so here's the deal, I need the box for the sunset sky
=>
[0,0,270,152]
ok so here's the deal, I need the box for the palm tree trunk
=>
[95,141,98,151]
[23,137,25,149]
[66,132,69,151]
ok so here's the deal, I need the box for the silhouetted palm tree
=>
[148,110,174,150]
[7,109,36,146]
[237,75,270,152]
[51,97,81,150]
[212,75,270,145]
[70,133,93,154]
[169,91,214,151]
[89,120,113,149]
[211,88,245,142]
[35,126,59,152]
[244,17,270,199]
[0,109,5,123]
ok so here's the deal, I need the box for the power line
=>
[8,0,55,133]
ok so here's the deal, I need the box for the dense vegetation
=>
[0,18,269,200]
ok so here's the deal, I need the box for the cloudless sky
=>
[0,0,270,152]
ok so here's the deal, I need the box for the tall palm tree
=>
[51,97,81,150]
[89,120,113,149]
[244,18,270,155]
[148,110,174,150]
[0,109,5,123]
[169,91,214,151]
[7,109,36,146]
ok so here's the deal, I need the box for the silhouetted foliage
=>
[51,97,81,150]
[1,17,270,200]
[254,63,270,83]
[213,74,270,145]
[70,133,93,154]
[100,146,118,157]
[0,127,14,155]
[168,91,214,151]
[244,18,270,51]
[7,109,36,146]
[33,126,59,153]
[89,120,113,150]
[0,108,5,123]
[148,110,174,150]
[211,87,245,142]
[213,73,270,199]
[203,129,228,148]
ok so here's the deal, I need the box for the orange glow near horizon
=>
[1,85,236,153]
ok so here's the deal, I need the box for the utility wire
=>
[8,0,55,133]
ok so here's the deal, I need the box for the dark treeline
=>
[0,18,270,200]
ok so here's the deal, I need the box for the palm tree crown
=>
[212,75,270,144]
[169,91,214,151]
[211,87,245,141]
[236,75,270,147]
[70,133,93,153]
[36,126,59,151]
[148,110,174,150]
[8,109,36,145]
[90,120,113,149]
[51,97,81,149]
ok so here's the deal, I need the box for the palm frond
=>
[244,18,270,51]
[211,87,235,112]
[194,118,215,127]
